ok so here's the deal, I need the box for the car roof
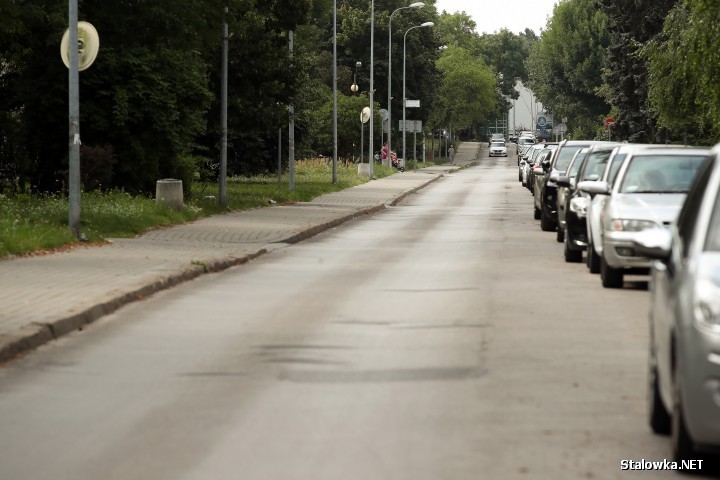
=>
[627,147,710,157]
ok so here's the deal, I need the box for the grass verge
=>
[0,160,402,258]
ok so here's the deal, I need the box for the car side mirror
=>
[533,167,544,175]
[555,175,571,188]
[541,159,551,171]
[578,180,610,195]
[632,227,672,260]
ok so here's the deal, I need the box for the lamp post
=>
[388,2,424,167]
[369,0,375,178]
[351,61,361,93]
[332,0,338,184]
[219,6,228,208]
[403,21,433,172]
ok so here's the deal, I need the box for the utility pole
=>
[288,30,295,192]
[68,0,80,238]
[219,6,228,208]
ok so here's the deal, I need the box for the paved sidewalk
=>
[0,143,480,362]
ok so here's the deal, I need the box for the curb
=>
[0,171,447,364]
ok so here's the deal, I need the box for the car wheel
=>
[600,254,623,288]
[587,241,601,274]
[519,171,522,182]
[534,207,541,220]
[556,226,565,243]
[564,233,582,263]
[649,362,671,435]
[672,365,695,462]
[540,210,556,232]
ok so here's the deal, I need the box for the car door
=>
[653,157,715,406]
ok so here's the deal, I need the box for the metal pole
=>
[68,0,80,237]
[388,13,393,168]
[277,128,282,189]
[388,3,425,168]
[332,0,338,183]
[288,30,295,192]
[361,121,364,165]
[413,129,416,171]
[219,6,228,208]
[369,0,375,178]
[403,30,407,170]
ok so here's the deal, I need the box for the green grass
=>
[0,160,402,258]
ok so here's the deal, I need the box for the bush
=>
[170,155,199,197]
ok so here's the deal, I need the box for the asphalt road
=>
[0,146,716,479]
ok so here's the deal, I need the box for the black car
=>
[537,140,613,232]
[556,144,618,262]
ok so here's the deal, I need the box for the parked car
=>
[489,141,508,157]
[489,133,505,146]
[517,136,536,158]
[532,145,559,219]
[632,144,720,461]
[537,140,612,232]
[585,144,681,274]
[557,144,619,261]
[579,147,710,288]
[554,147,590,244]
[520,143,548,187]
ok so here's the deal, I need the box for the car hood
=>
[608,193,687,223]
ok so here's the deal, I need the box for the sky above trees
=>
[434,0,557,35]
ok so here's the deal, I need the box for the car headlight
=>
[608,219,658,232]
[569,197,588,215]
[695,280,720,330]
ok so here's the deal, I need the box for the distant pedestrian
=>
[448,146,455,162]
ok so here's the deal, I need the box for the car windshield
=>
[491,142,505,148]
[619,154,707,193]
[579,150,612,182]
[554,145,585,171]
[519,138,535,145]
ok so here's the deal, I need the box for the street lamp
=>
[369,0,375,178]
[351,61,361,93]
[403,21,433,172]
[332,0,338,183]
[387,2,424,167]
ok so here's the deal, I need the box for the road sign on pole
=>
[399,120,422,133]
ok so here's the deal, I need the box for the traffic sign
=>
[536,115,547,127]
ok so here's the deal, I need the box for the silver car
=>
[580,148,709,288]
[521,143,548,189]
[632,144,720,461]
[517,136,535,157]
[585,144,683,274]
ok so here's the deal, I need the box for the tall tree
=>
[646,0,720,143]
[477,29,536,100]
[431,45,496,137]
[526,0,610,138]
[597,0,677,142]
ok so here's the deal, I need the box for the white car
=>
[584,144,681,274]
[489,141,507,157]
[579,147,710,288]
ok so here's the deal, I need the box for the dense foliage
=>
[2,1,532,196]
[526,0,610,139]
[526,0,719,144]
